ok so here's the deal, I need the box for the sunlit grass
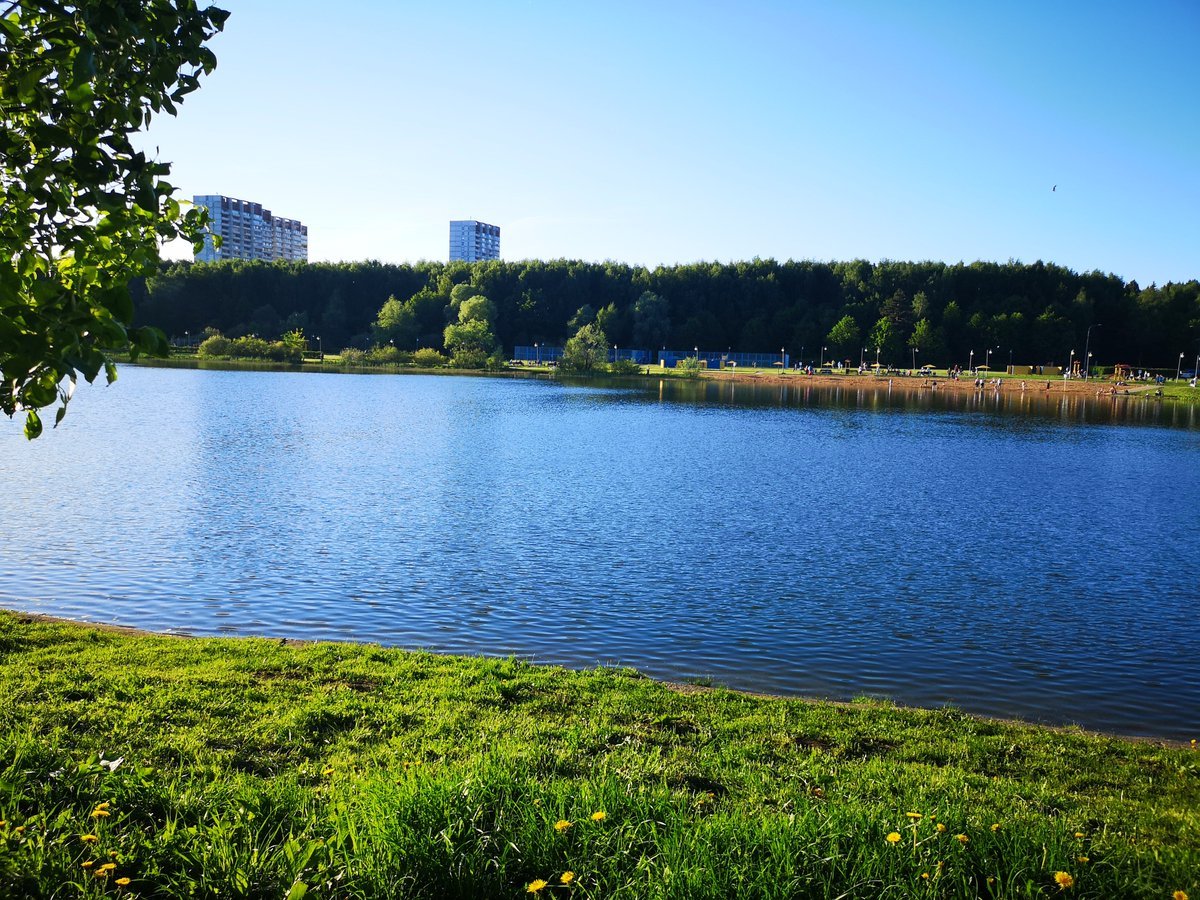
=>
[0,611,1196,897]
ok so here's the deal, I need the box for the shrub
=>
[675,356,703,378]
[609,358,642,376]
[197,334,232,358]
[339,348,367,365]
[412,348,448,368]
[450,348,489,369]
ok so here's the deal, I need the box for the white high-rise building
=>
[449,220,500,262]
[193,195,308,263]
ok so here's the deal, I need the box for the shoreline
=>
[6,609,1188,749]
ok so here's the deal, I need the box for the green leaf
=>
[24,409,43,440]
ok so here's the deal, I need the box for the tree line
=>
[136,258,1200,371]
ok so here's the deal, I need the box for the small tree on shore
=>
[560,323,608,374]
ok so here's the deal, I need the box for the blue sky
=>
[142,0,1200,284]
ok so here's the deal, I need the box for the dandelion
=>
[99,863,116,871]
[116,878,131,886]
[93,869,110,878]
[554,819,572,833]
[322,767,335,776]
[527,879,548,894]
[921,872,930,880]
[886,832,902,844]
[82,861,95,869]
[81,834,99,843]
[590,811,606,822]
[1074,831,1085,838]
[13,826,25,834]
[1077,856,1089,863]
[1172,892,1188,900]
[1054,871,1074,889]
[936,823,947,833]
[991,823,1001,832]
[956,834,969,844]
[906,812,923,819]
[91,808,110,819]
[560,871,575,885]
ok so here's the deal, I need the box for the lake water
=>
[2,366,1198,740]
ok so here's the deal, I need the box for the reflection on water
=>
[1,366,1197,740]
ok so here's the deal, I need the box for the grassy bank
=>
[0,613,1195,899]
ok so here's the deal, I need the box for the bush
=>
[197,334,232,358]
[339,348,367,365]
[366,345,409,366]
[609,358,642,376]
[674,356,703,378]
[450,348,489,369]
[413,348,448,368]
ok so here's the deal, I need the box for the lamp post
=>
[184,330,189,349]
[860,346,865,368]
[534,342,539,365]
[317,335,323,361]
[781,346,785,370]
[911,346,918,371]
[614,344,618,365]
[821,345,826,366]
[1177,352,1185,381]
[1083,324,1102,381]
[875,345,881,371]
[969,349,974,373]
[985,346,994,374]
[799,345,804,369]
[1069,348,1075,378]
[1008,348,1013,373]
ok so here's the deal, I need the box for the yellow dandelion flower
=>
[1173,892,1188,900]
[13,826,25,834]
[991,823,1001,832]
[322,767,335,776]
[81,834,99,843]
[1077,856,1089,863]
[553,819,572,833]
[886,831,902,844]
[527,879,548,893]
[99,863,116,871]
[560,871,575,884]
[590,811,606,822]
[91,808,110,819]
[109,850,118,858]
[987,876,996,885]
[1074,831,1085,838]
[116,878,131,886]
[93,869,109,878]
[906,812,923,819]
[82,861,95,869]
[936,823,947,833]
[1054,871,1074,889]
[921,872,930,880]
[956,833,969,843]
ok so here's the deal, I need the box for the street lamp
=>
[1177,352,1185,381]
[799,345,804,369]
[985,346,995,373]
[821,346,827,366]
[317,335,323,361]
[534,342,539,365]
[1008,348,1013,373]
[911,346,918,370]
[614,344,618,365]
[860,347,866,367]
[875,345,881,370]
[969,349,974,372]
[1069,348,1075,378]
[780,346,785,370]
[1083,324,1102,381]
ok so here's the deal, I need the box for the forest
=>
[135,258,1200,371]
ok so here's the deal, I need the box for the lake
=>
[2,366,1198,740]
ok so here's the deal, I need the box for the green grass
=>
[1,612,1196,898]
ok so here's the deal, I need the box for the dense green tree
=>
[632,291,671,349]
[372,295,417,347]
[443,293,498,367]
[826,315,861,359]
[1,0,228,438]
[868,317,899,364]
[908,318,945,365]
[560,322,609,373]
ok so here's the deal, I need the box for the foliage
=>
[609,358,643,376]
[869,316,900,364]
[0,1,228,438]
[197,330,301,364]
[443,291,499,368]
[826,314,862,358]
[139,258,1200,377]
[674,355,704,377]
[412,348,448,368]
[560,322,608,374]
[0,612,1196,898]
